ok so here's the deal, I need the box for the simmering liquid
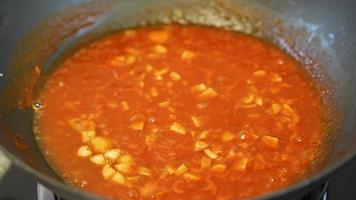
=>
[35,25,325,200]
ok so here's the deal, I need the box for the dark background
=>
[0,158,355,200]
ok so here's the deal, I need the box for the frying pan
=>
[0,0,356,199]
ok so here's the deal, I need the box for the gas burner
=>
[37,182,328,200]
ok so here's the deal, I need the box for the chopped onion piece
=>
[191,116,203,127]
[191,84,208,93]
[199,88,218,98]
[80,130,96,143]
[77,145,92,158]
[102,164,116,180]
[170,71,181,81]
[234,158,249,171]
[137,167,152,177]
[271,73,283,82]
[195,141,209,151]
[210,164,226,173]
[145,132,158,146]
[130,122,145,131]
[110,55,136,66]
[166,165,176,175]
[253,70,266,77]
[272,103,282,114]
[255,97,264,106]
[90,154,105,165]
[201,156,212,169]
[281,104,300,124]
[130,114,146,131]
[169,122,187,135]
[126,55,136,64]
[158,101,170,108]
[68,118,95,133]
[204,149,218,159]
[181,50,195,60]
[153,44,167,54]
[114,163,132,174]
[149,87,158,97]
[119,155,134,164]
[104,148,121,162]
[175,164,188,175]
[111,172,126,185]
[90,137,112,153]
[184,173,200,181]
[155,68,169,77]
[145,64,153,72]
[121,101,130,111]
[148,30,170,43]
[243,94,255,104]
[262,135,279,149]
[221,131,235,142]
[198,130,210,140]
[238,130,247,140]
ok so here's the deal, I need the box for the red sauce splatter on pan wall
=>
[35,25,325,200]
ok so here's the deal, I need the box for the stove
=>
[2,158,356,200]
[36,182,328,200]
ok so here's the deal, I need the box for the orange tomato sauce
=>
[34,25,325,200]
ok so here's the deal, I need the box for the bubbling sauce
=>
[35,25,325,200]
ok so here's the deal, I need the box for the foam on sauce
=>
[34,25,325,200]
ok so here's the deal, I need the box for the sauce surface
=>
[35,25,325,200]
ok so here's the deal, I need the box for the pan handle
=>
[0,150,11,181]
